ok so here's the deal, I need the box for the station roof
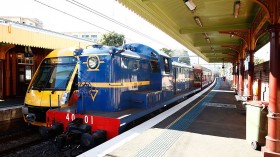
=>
[0,19,94,50]
[117,0,273,63]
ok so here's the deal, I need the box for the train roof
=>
[45,47,77,58]
[82,45,114,55]
[157,50,170,58]
[124,43,170,58]
[172,61,192,69]
[81,43,169,60]
[193,64,212,72]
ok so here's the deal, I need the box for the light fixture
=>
[205,37,211,43]
[234,1,241,18]
[230,34,234,38]
[184,0,196,12]
[87,56,99,69]
[194,16,203,27]
[24,46,34,57]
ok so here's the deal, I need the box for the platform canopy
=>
[0,20,94,50]
[117,0,273,63]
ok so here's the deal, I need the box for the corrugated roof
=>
[0,19,94,49]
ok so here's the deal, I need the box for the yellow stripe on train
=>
[78,81,150,88]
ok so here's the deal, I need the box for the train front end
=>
[22,48,78,126]
[42,45,126,150]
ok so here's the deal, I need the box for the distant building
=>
[0,16,43,28]
[63,32,101,43]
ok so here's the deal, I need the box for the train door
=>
[17,53,34,96]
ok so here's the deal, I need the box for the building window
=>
[25,66,32,80]
[91,35,97,38]
[17,53,34,65]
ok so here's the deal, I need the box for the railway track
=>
[0,118,60,157]
[0,91,199,157]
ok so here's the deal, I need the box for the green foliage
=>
[99,32,125,47]
[178,50,190,65]
[254,57,265,65]
[159,48,173,56]
[179,57,190,65]
[160,48,191,65]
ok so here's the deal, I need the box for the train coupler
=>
[39,123,64,139]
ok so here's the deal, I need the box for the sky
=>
[0,0,270,67]
[254,42,270,61]
[0,0,207,65]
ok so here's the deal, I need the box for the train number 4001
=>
[65,113,93,124]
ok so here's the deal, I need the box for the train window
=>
[121,57,129,69]
[163,57,170,73]
[127,60,139,70]
[150,60,160,72]
[132,60,139,70]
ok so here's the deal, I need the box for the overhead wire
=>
[34,0,168,47]
[66,0,168,47]
[34,0,137,43]
[34,0,110,32]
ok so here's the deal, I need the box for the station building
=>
[63,31,101,43]
[0,18,94,100]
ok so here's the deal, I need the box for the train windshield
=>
[31,57,77,91]
[194,72,201,81]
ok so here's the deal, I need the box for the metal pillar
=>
[239,59,245,96]
[247,51,255,100]
[263,24,280,157]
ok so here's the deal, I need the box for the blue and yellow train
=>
[39,43,214,149]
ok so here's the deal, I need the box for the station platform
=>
[0,97,24,121]
[80,78,262,157]
[0,97,24,108]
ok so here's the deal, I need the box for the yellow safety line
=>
[165,91,211,129]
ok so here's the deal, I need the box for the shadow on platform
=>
[0,97,24,108]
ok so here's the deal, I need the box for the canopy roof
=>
[0,19,94,50]
[117,0,274,63]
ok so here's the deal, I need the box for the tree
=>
[99,32,125,47]
[178,50,190,65]
[160,48,173,56]
[254,57,265,65]
[160,48,191,65]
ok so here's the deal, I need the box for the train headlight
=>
[60,91,70,105]
[87,56,99,69]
